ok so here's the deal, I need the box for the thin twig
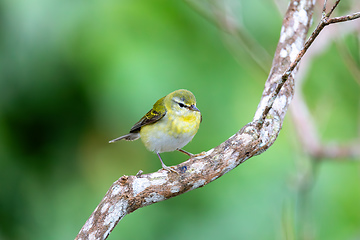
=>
[327,12,360,24]
[322,0,328,17]
[326,0,341,18]
[256,5,360,129]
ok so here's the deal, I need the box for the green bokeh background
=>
[1,0,359,239]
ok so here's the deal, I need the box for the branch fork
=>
[76,1,360,239]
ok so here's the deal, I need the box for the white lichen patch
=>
[286,26,295,39]
[222,149,234,160]
[171,185,181,193]
[292,11,305,31]
[279,26,286,43]
[270,115,282,137]
[132,178,151,196]
[254,95,270,121]
[280,0,309,44]
[287,33,304,63]
[241,132,255,145]
[273,95,288,112]
[259,131,270,147]
[233,132,244,142]
[295,37,304,49]
[222,151,240,175]
[83,215,94,232]
[290,43,300,62]
[111,184,121,196]
[88,232,96,240]
[104,199,128,225]
[148,172,168,185]
[150,171,168,178]
[280,49,288,58]
[191,161,206,174]
[144,192,165,205]
[293,19,299,32]
[280,26,295,43]
[103,199,128,238]
[190,179,206,190]
[259,113,281,146]
[297,4,309,25]
[101,203,110,214]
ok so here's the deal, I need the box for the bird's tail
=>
[109,133,140,143]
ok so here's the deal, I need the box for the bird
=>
[109,89,201,173]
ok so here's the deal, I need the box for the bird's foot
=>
[162,164,179,175]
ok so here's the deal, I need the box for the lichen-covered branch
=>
[253,0,314,131]
[254,1,360,130]
[75,0,360,239]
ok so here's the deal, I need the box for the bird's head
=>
[165,89,200,117]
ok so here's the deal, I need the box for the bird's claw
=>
[162,165,179,175]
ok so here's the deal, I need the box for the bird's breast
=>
[168,112,201,136]
[139,112,201,153]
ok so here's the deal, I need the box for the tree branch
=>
[76,0,360,239]
[254,2,360,129]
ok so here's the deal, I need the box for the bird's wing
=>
[129,97,166,133]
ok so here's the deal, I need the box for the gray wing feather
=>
[109,133,140,143]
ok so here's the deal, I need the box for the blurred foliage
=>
[0,0,359,239]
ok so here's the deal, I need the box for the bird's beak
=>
[190,105,200,112]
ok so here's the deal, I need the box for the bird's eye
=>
[178,102,185,108]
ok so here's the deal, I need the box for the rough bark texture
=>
[76,0,315,239]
